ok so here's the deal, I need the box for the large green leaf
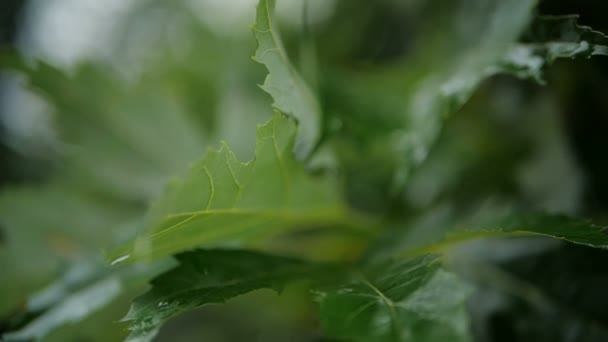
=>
[122,249,328,342]
[252,0,321,158]
[315,255,473,342]
[108,113,366,264]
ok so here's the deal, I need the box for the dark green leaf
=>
[123,249,327,342]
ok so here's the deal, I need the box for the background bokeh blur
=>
[2,0,608,341]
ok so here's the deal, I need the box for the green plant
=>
[2,0,608,341]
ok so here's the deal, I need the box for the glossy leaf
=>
[315,255,473,342]
[123,249,327,342]
[109,113,362,264]
[252,0,321,158]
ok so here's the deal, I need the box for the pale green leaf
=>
[108,113,364,264]
[252,0,321,158]
[315,255,473,342]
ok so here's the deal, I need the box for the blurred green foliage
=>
[2,0,608,341]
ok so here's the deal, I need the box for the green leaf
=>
[252,0,321,158]
[401,214,608,257]
[122,249,327,342]
[496,15,608,82]
[315,255,473,342]
[108,113,364,265]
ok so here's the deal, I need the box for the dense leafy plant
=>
[2,0,608,341]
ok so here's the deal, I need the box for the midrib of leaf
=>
[316,255,473,341]
[150,207,357,239]
[400,230,541,257]
[224,155,244,207]
[359,274,404,341]
[355,260,441,341]
[398,218,608,258]
[202,167,214,210]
